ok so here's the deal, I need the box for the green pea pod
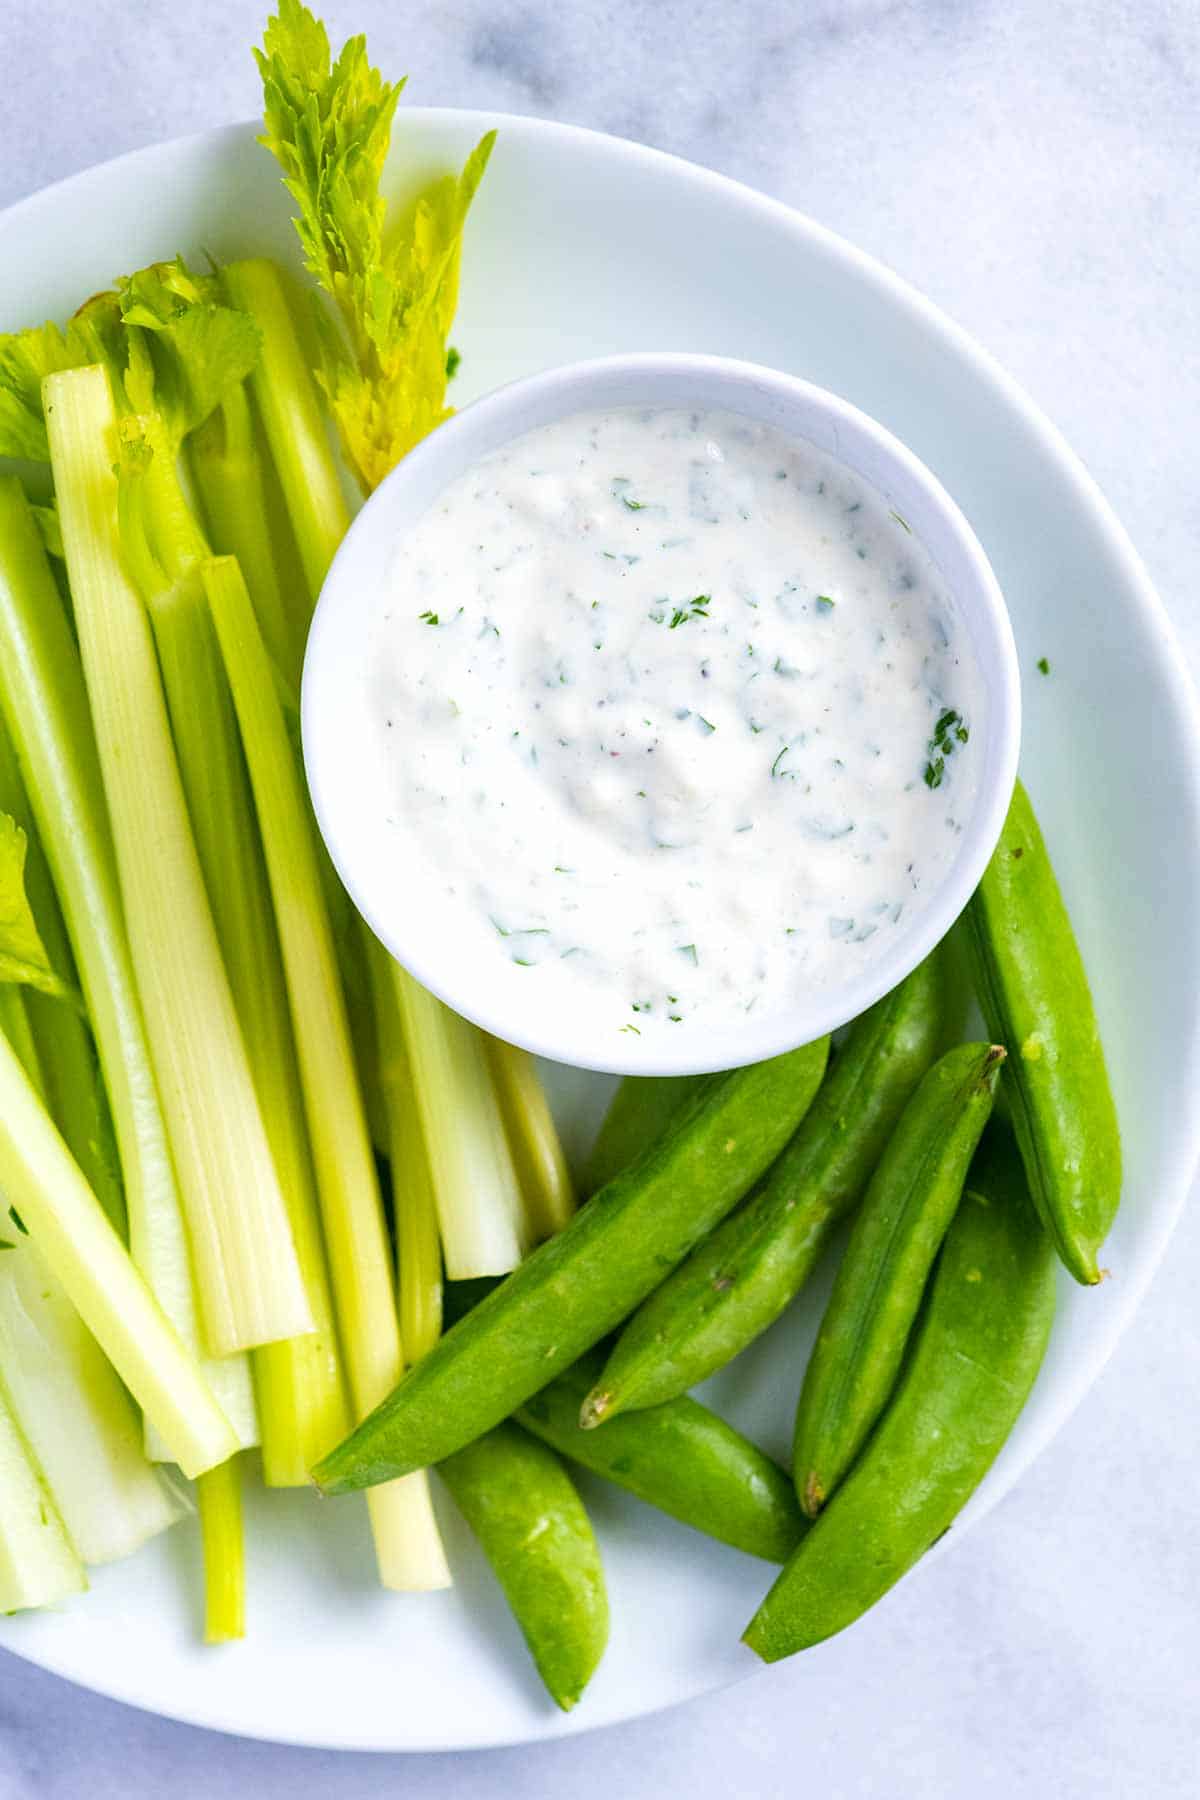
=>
[518,1352,805,1563]
[744,1121,1056,1659]
[439,1422,608,1711]
[793,1041,1004,1516]
[964,778,1122,1284]
[583,954,952,1422]
[581,1073,709,1196]
[314,1037,830,1491]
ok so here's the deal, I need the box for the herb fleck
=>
[667,594,711,629]
[924,706,969,789]
[419,610,439,625]
[445,346,461,380]
[1037,656,1051,676]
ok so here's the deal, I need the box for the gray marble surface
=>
[2,1,1199,1792]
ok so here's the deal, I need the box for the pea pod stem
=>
[584,954,951,1421]
[744,1122,1056,1659]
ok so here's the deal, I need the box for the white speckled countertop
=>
[2,3,1198,1793]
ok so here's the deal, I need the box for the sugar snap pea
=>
[314,1037,830,1491]
[439,1422,608,1711]
[582,954,952,1423]
[793,1040,1004,1517]
[581,1073,709,1196]
[517,1351,806,1563]
[743,1122,1056,1659]
[964,778,1121,1284]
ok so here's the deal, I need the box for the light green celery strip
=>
[196,1454,245,1643]
[390,971,527,1278]
[211,264,392,1157]
[226,259,532,1273]
[0,1385,85,1612]
[367,935,443,1364]
[205,554,449,1588]
[189,381,302,690]
[118,425,347,1486]
[220,261,349,602]
[0,1022,238,1478]
[0,1240,186,1564]
[0,710,124,1232]
[0,985,43,1091]
[0,475,258,1448]
[485,1037,577,1242]
[44,368,312,1358]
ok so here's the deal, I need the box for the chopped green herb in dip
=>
[371,407,984,1041]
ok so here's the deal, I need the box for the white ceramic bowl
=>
[304,352,1021,1075]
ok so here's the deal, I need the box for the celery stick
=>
[117,424,348,1484]
[196,1454,245,1643]
[0,985,44,1092]
[0,1023,237,1477]
[205,554,449,1589]
[0,476,258,1446]
[226,260,533,1278]
[0,1240,185,1564]
[389,967,527,1277]
[0,1386,85,1612]
[215,265,404,1159]
[189,382,298,687]
[485,1037,577,1241]
[0,709,124,1231]
[44,367,312,1357]
[220,260,350,598]
[367,934,443,1364]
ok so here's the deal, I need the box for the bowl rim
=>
[303,348,1021,1075]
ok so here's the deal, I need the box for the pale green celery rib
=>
[204,554,450,1591]
[389,966,527,1278]
[0,706,125,1233]
[44,368,312,1358]
[188,381,302,691]
[196,1454,245,1643]
[0,1383,85,1613]
[129,467,348,1485]
[0,986,44,1093]
[0,1238,186,1564]
[367,933,443,1366]
[0,475,258,1449]
[0,1021,238,1478]
[217,263,396,1169]
[220,260,351,602]
[226,259,527,1277]
[485,1036,578,1242]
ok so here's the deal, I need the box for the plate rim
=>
[3,104,1200,1753]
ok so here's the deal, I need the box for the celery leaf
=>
[0,264,260,464]
[256,0,495,492]
[115,261,262,446]
[0,324,78,460]
[0,814,81,1006]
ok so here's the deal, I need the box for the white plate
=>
[2,113,1198,1754]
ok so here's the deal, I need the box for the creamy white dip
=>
[370,407,984,1045]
